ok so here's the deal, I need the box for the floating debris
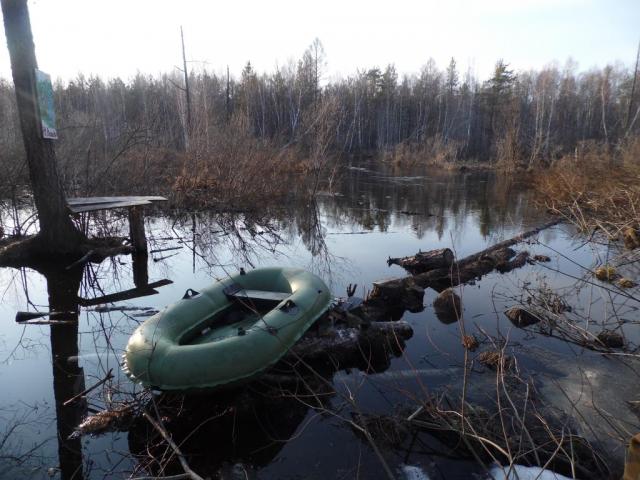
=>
[462,334,479,351]
[594,265,617,281]
[477,350,511,370]
[70,405,135,438]
[532,254,551,262]
[623,227,640,250]
[617,277,637,288]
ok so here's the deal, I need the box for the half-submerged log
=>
[596,330,624,348]
[367,219,562,310]
[366,280,425,319]
[433,288,462,324]
[380,248,516,298]
[286,320,413,365]
[504,307,541,328]
[496,251,530,273]
[388,248,454,274]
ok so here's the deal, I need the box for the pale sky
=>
[0,0,638,83]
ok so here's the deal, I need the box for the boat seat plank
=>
[230,289,290,302]
[223,284,290,302]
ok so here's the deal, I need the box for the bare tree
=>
[1,0,84,254]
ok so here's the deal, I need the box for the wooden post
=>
[131,251,149,288]
[128,206,147,253]
[1,0,84,253]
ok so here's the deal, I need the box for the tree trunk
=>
[1,0,84,254]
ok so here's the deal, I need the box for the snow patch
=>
[400,464,430,480]
[335,327,358,341]
[489,464,572,480]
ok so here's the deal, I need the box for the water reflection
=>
[47,267,86,480]
[0,167,553,478]
[324,166,539,241]
[127,319,411,477]
[0,248,164,479]
[23,264,86,480]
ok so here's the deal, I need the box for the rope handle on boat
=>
[182,288,200,300]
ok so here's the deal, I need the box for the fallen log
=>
[369,247,516,306]
[387,248,454,274]
[368,219,562,309]
[413,246,517,290]
[285,320,413,368]
[453,218,561,264]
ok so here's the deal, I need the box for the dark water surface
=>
[1,164,639,479]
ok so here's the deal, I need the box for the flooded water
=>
[1,163,639,479]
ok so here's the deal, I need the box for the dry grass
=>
[534,139,640,241]
[171,135,303,208]
[169,104,342,208]
[381,136,463,168]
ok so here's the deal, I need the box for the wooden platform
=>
[66,195,167,252]
[66,196,166,214]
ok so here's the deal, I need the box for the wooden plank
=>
[78,279,173,307]
[67,196,167,206]
[68,200,152,213]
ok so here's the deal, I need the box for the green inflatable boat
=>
[123,267,332,391]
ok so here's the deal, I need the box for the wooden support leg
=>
[131,251,149,288]
[128,206,147,253]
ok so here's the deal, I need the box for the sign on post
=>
[34,69,58,139]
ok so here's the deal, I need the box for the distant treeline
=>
[0,39,639,191]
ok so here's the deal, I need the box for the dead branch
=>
[142,411,205,480]
[64,369,113,406]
